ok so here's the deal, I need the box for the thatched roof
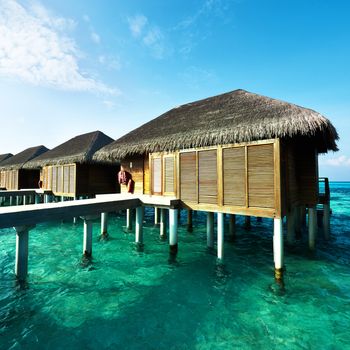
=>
[24,131,114,169]
[0,146,49,170]
[94,89,338,162]
[0,153,13,164]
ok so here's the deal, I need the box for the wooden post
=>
[228,214,236,239]
[187,209,193,232]
[207,212,214,248]
[169,208,178,253]
[244,216,251,229]
[135,207,144,244]
[217,212,224,260]
[101,212,108,238]
[308,207,317,250]
[126,208,133,232]
[273,218,284,280]
[14,225,34,281]
[160,208,167,239]
[154,207,160,225]
[287,207,296,244]
[323,203,330,240]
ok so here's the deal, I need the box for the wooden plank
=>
[198,149,217,204]
[217,146,223,206]
[143,154,150,195]
[245,146,248,207]
[274,139,281,218]
[223,146,246,206]
[180,152,197,202]
[248,143,275,208]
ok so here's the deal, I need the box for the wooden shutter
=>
[164,156,175,194]
[223,147,246,206]
[63,166,69,193]
[14,171,18,189]
[69,165,75,194]
[52,166,57,192]
[248,144,274,208]
[57,166,62,193]
[180,152,197,202]
[198,150,217,204]
[152,157,162,194]
[47,167,52,190]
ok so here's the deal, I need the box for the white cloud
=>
[91,31,100,44]
[98,55,121,71]
[128,14,168,59]
[0,0,117,94]
[83,14,90,22]
[102,100,115,110]
[320,156,350,167]
[128,14,147,37]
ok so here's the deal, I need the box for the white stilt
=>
[169,208,178,253]
[61,196,65,202]
[273,218,284,280]
[154,207,160,225]
[9,196,13,206]
[101,212,108,236]
[23,196,27,206]
[287,207,296,244]
[135,207,144,244]
[217,212,224,260]
[206,212,214,248]
[16,196,19,206]
[126,209,132,231]
[83,219,93,257]
[228,214,236,239]
[160,208,166,238]
[14,226,32,280]
[323,203,330,240]
[35,194,40,204]
[308,207,317,249]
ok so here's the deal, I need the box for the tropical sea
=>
[0,182,349,349]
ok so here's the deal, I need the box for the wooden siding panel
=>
[180,152,197,202]
[143,155,150,195]
[223,147,246,206]
[152,157,162,194]
[198,150,217,204]
[164,156,175,194]
[69,165,75,194]
[63,166,69,194]
[248,144,275,208]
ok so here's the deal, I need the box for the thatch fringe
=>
[94,89,338,162]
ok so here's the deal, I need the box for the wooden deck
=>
[0,194,180,229]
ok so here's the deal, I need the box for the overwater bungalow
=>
[94,89,338,278]
[24,131,119,198]
[0,154,13,189]
[0,146,48,190]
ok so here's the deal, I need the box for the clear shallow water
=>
[0,183,349,349]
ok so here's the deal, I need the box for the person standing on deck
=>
[118,166,134,194]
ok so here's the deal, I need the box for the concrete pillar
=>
[308,207,317,250]
[23,195,27,206]
[101,212,108,237]
[83,218,93,257]
[228,214,236,239]
[160,208,167,239]
[16,196,20,206]
[187,209,193,232]
[154,207,160,225]
[135,207,144,244]
[126,209,133,232]
[169,208,178,253]
[9,196,13,206]
[14,225,34,281]
[244,216,251,230]
[206,212,214,248]
[287,207,296,244]
[61,196,65,202]
[217,212,224,260]
[323,203,330,240]
[273,218,284,280]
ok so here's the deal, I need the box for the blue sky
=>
[0,0,349,180]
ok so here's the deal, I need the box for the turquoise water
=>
[1,183,350,349]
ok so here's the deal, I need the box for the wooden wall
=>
[0,170,19,190]
[42,163,119,197]
[120,157,144,194]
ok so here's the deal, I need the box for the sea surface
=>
[0,183,349,349]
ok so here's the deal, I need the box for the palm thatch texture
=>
[0,146,48,170]
[24,131,114,169]
[0,153,13,164]
[94,89,338,162]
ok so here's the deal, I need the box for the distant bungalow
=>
[94,89,338,277]
[24,131,119,198]
[0,146,49,190]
